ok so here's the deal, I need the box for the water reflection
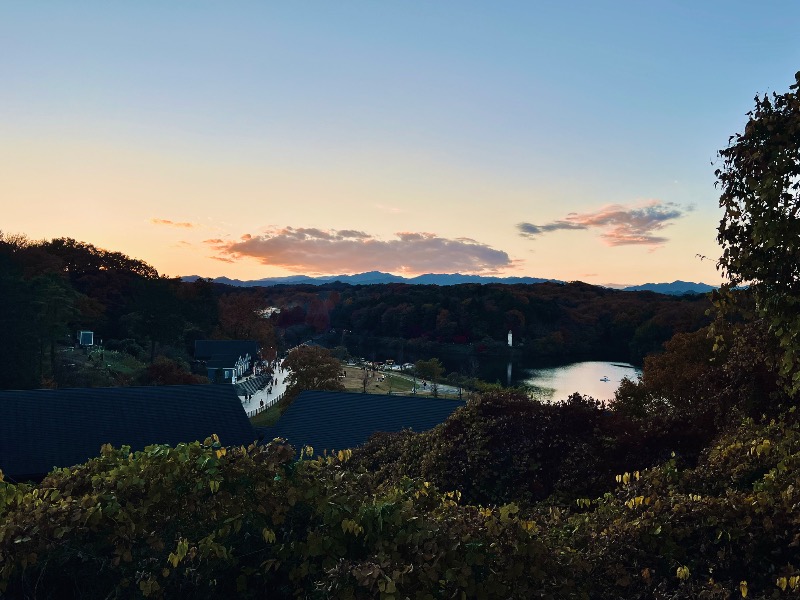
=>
[522,361,641,403]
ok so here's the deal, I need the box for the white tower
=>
[507,330,512,347]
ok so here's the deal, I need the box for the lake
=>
[520,360,641,403]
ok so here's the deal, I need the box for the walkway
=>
[387,371,461,397]
[238,363,290,418]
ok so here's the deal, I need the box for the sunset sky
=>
[3,2,799,285]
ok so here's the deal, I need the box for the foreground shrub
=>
[4,406,800,598]
[350,389,657,506]
[569,410,800,599]
[0,437,577,599]
[614,322,786,428]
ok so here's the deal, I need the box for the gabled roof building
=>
[194,340,260,384]
[0,384,257,482]
[261,390,464,456]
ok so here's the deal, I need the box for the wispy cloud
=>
[517,221,588,236]
[206,227,512,274]
[517,200,685,247]
[151,218,196,228]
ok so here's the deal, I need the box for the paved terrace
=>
[238,363,290,418]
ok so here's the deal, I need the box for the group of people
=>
[242,393,266,409]
[239,357,290,413]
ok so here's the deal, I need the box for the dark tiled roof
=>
[263,391,464,456]
[205,355,240,369]
[0,385,257,481]
[194,340,259,360]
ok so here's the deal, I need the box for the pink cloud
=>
[517,200,684,247]
[206,227,512,275]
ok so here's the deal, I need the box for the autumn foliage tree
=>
[716,71,800,394]
[140,357,209,386]
[214,291,275,351]
[0,235,41,389]
[123,277,186,363]
[613,319,786,459]
[42,237,160,279]
[283,345,344,394]
[415,358,444,397]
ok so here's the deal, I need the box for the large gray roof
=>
[263,390,464,456]
[0,385,257,481]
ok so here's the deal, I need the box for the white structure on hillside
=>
[77,331,94,347]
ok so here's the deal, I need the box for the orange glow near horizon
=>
[4,1,781,287]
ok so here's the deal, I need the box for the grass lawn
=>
[340,367,461,398]
[56,346,147,387]
[250,364,463,429]
[249,403,282,427]
[102,350,147,376]
[341,368,413,394]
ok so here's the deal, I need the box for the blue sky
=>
[3,1,799,284]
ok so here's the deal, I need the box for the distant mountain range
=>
[619,281,718,295]
[182,272,718,295]
[182,271,555,287]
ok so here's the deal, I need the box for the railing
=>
[245,390,285,418]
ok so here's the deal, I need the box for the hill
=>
[182,271,557,287]
[621,280,717,295]
[183,272,719,294]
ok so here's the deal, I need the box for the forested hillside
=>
[240,280,711,370]
[0,233,708,391]
[325,281,709,364]
[0,234,278,389]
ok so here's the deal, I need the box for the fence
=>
[245,390,285,418]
